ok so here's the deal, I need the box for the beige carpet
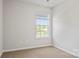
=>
[2,46,76,58]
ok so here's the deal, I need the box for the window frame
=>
[35,15,49,39]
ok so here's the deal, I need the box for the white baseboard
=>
[54,44,79,58]
[0,51,3,57]
[4,44,52,53]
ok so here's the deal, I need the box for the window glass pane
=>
[37,32,41,38]
[36,16,49,38]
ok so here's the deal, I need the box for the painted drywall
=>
[0,0,3,56]
[53,0,79,57]
[3,0,51,51]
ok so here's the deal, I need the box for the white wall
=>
[53,0,79,57]
[3,0,51,51]
[0,0,3,57]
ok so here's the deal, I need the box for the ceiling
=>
[19,0,65,8]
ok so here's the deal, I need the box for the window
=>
[36,15,49,38]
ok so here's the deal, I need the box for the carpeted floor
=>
[2,46,76,58]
